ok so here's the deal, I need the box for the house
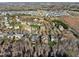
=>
[31,34,40,42]
[33,18,38,22]
[2,16,10,28]
[24,25,31,33]
[16,18,20,22]
[51,35,56,41]
[14,34,23,39]
[40,25,45,31]
[21,21,26,25]
[14,25,19,29]
[59,25,64,31]
[0,32,4,39]
[8,33,23,40]
[1,12,6,15]
[8,26,13,29]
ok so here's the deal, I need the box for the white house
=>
[0,32,4,38]
[33,18,38,22]
[16,16,20,22]
[14,26,19,29]
[51,36,55,41]
[59,25,64,31]
[8,34,23,40]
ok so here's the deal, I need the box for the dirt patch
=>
[60,16,79,33]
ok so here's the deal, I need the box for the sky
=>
[0,0,79,2]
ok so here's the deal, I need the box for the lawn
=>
[30,24,40,29]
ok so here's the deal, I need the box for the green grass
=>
[52,20,68,29]
[30,24,40,29]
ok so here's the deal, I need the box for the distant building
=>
[31,34,40,42]
[8,34,23,39]
[0,32,4,39]
[59,25,64,31]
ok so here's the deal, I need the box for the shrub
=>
[48,40,57,47]
[52,20,68,29]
